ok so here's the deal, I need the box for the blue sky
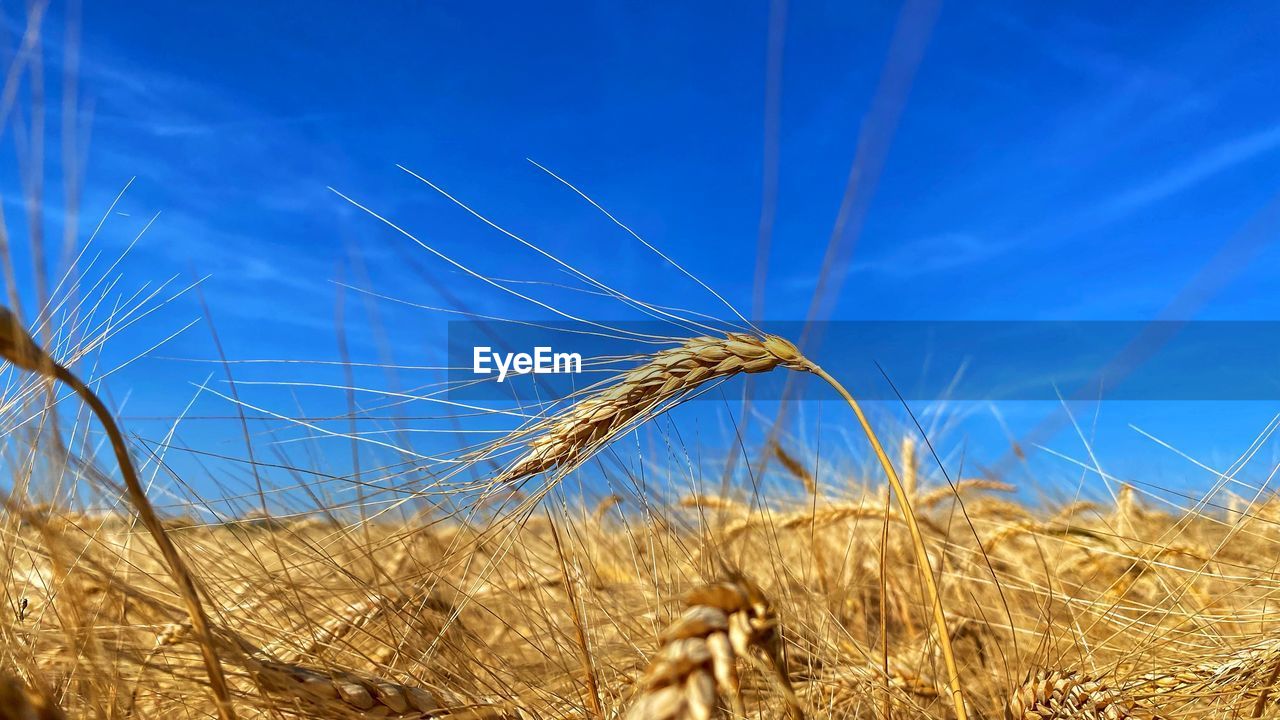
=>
[4,1,1280,511]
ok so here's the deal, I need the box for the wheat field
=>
[3,189,1279,719]
[7,448,1280,719]
[1,11,1277,713]
[6,307,1280,719]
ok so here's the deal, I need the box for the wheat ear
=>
[152,622,515,718]
[625,578,803,720]
[497,330,969,720]
[245,656,453,717]
[720,502,900,540]
[1008,642,1280,719]
[1007,671,1133,720]
[1126,638,1280,711]
[0,307,236,720]
[499,333,808,483]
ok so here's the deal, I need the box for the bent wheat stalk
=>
[0,307,236,720]
[499,331,969,720]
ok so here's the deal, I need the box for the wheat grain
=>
[1007,670,1133,720]
[499,333,807,484]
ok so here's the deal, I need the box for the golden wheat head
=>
[0,307,51,374]
[1007,671,1132,720]
[500,333,807,484]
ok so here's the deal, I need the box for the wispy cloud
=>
[1103,123,1280,216]
[777,233,1004,296]
[853,233,1005,278]
[984,8,1127,81]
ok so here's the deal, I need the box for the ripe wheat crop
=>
[2,145,1277,720]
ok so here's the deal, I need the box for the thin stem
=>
[546,512,604,720]
[52,364,237,720]
[805,362,968,720]
[880,486,892,720]
[1252,655,1280,718]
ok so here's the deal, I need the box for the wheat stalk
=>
[771,440,817,495]
[494,329,970,720]
[625,578,803,720]
[0,307,237,720]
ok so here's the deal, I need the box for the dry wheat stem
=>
[0,306,236,720]
[804,362,969,720]
[548,513,605,720]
